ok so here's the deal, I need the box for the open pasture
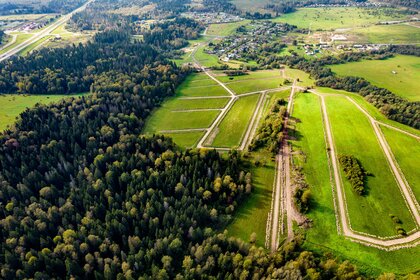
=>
[210,94,259,148]
[214,69,283,83]
[207,20,250,37]
[162,131,205,149]
[163,97,229,110]
[381,125,420,200]
[330,55,420,101]
[226,78,285,95]
[0,94,84,131]
[291,92,420,275]
[176,84,228,97]
[350,24,420,45]
[272,7,409,30]
[325,96,416,237]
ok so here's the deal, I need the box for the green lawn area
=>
[215,69,283,83]
[143,109,219,133]
[194,44,221,68]
[330,55,420,101]
[226,78,285,95]
[18,35,52,56]
[0,33,33,55]
[211,95,259,148]
[326,96,416,237]
[272,7,409,30]
[162,131,205,149]
[381,125,420,201]
[292,92,420,276]
[316,87,420,137]
[284,66,315,87]
[207,20,250,36]
[0,94,86,131]
[162,97,229,110]
[350,24,420,44]
[177,84,228,97]
[227,150,275,247]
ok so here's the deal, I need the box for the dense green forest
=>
[0,0,86,15]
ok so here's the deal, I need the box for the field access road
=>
[269,80,301,251]
[0,0,93,61]
[314,90,420,250]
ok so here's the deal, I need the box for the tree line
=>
[338,155,367,195]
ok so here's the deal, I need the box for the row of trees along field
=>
[0,20,368,278]
[0,0,86,15]
[249,98,287,154]
[262,48,420,129]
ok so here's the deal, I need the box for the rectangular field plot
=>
[285,67,314,87]
[381,125,420,201]
[143,110,219,133]
[210,94,259,148]
[350,24,420,45]
[291,93,335,243]
[214,69,283,83]
[163,131,205,149]
[325,96,416,237]
[330,55,420,101]
[226,78,285,95]
[176,84,228,97]
[227,150,275,247]
[163,97,229,110]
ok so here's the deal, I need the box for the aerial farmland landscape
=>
[0,0,418,278]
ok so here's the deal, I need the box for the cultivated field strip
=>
[312,90,420,250]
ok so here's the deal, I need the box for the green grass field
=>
[226,78,285,95]
[381,125,420,201]
[143,109,219,133]
[18,35,52,56]
[177,84,229,97]
[272,7,408,30]
[207,20,250,36]
[0,33,33,55]
[284,66,315,87]
[215,70,283,83]
[162,131,205,149]
[292,92,420,276]
[326,96,416,237]
[0,94,85,131]
[316,87,420,137]
[227,150,275,247]
[330,55,420,101]
[211,95,259,148]
[162,97,229,110]
[194,44,221,68]
[350,24,420,44]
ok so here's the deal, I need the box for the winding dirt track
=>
[313,90,420,249]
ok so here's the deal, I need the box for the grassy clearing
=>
[194,44,221,68]
[227,150,275,247]
[350,24,420,44]
[0,33,33,55]
[330,55,420,101]
[326,96,416,237]
[381,125,420,200]
[0,94,86,131]
[18,35,52,56]
[215,70,283,83]
[316,87,420,137]
[231,0,271,12]
[207,20,250,36]
[272,7,408,30]
[143,109,219,133]
[177,84,228,97]
[163,131,204,149]
[211,95,259,148]
[227,78,285,95]
[292,92,420,276]
[163,97,229,110]
[284,66,315,87]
